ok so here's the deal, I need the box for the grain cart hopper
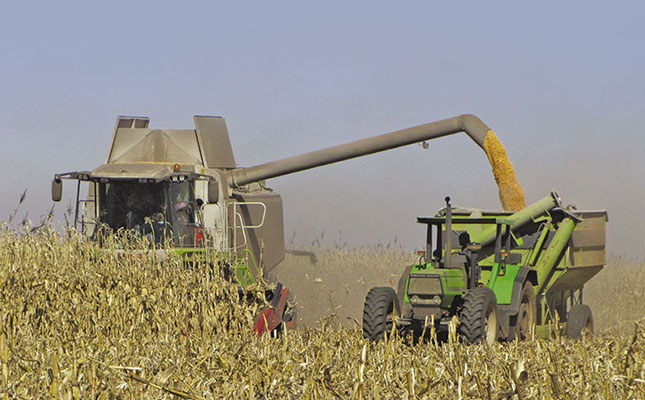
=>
[51,113,522,334]
[363,191,607,344]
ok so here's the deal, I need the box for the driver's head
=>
[175,201,186,212]
[459,232,471,248]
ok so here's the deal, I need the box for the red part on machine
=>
[253,288,291,335]
[194,226,203,245]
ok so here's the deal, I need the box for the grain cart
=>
[51,114,522,334]
[363,191,607,343]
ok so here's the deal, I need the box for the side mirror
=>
[52,178,62,202]
[208,181,219,203]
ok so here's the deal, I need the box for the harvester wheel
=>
[363,287,400,341]
[515,281,536,340]
[459,288,499,345]
[566,304,594,339]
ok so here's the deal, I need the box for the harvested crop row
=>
[0,227,642,398]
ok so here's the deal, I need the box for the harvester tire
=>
[566,304,594,339]
[459,288,499,345]
[363,287,400,341]
[515,281,536,340]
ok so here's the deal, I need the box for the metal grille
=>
[408,276,443,296]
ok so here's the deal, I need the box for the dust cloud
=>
[268,248,416,329]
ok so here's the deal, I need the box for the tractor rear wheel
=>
[459,288,499,345]
[515,281,536,340]
[363,287,400,341]
[566,304,594,339]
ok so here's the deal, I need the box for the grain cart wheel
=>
[363,287,401,341]
[459,288,499,345]
[566,304,594,339]
[515,281,537,340]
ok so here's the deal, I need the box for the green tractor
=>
[363,191,607,344]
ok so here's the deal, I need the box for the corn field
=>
[0,225,643,399]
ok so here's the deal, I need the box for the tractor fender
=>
[397,265,414,318]
[509,267,537,316]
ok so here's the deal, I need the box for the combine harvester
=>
[50,114,604,337]
[363,193,607,343]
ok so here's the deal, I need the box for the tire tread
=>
[363,287,399,341]
[459,288,498,344]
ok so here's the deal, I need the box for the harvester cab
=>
[54,171,206,247]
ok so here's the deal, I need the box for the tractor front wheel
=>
[459,288,499,345]
[363,287,400,341]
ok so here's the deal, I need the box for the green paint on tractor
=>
[363,191,607,344]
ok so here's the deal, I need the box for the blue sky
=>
[1,2,644,255]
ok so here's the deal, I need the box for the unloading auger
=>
[227,114,525,211]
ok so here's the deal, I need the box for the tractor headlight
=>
[409,294,443,306]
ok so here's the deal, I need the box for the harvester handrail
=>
[228,201,268,250]
[228,202,267,229]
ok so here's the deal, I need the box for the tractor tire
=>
[363,287,401,341]
[515,281,537,340]
[459,287,499,345]
[566,304,594,339]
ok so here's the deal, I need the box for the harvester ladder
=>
[74,180,97,235]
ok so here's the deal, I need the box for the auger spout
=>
[470,190,562,247]
[228,114,526,211]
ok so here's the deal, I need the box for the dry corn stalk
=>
[0,225,642,398]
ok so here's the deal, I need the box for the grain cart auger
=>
[363,192,607,344]
[51,113,523,335]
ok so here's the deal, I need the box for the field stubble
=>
[0,226,643,398]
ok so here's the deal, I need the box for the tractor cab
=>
[416,196,521,290]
